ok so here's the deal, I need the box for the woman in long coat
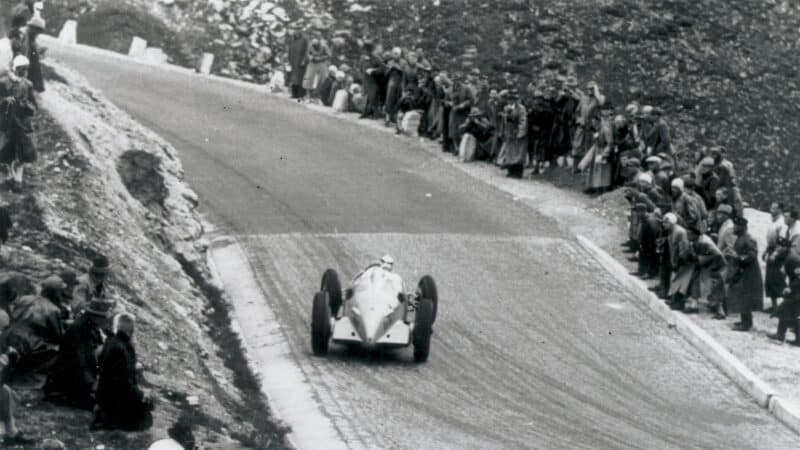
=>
[582,108,615,192]
[727,218,763,330]
[496,91,528,178]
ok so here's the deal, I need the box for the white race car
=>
[310,265,438,362]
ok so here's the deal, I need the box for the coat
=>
[776,254,800,323]
[644,118,672,155]
[1,295,63,374]
[94,332,152,431]
[527,97,556,161]
[359,53,384,117]
[383,58,406,116]
[71,273,106,317]
[549,94,577,157]
[43,314,106,410]
[0,73,37,165]
[448,84,475,143]
[497,102,528,168]
[0,205,10,244]
[726,233,763,314]
[765,216,788,298]
[286,34,308,86]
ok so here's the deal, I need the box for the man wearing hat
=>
[525,85,556,174]
[670,178,701,231]
[286,22,309,101]
[727,216,763,331]
[0,54,37,191]
[695,156,722,209]
[642,107,672,157]
[686,226,726,315]
[710,146,736,189]
[72,255,111,317]
[358,40,385,119]
[769,250,800,344]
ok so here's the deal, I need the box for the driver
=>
[379,255,405,298]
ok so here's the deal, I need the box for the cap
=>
[11,55,29,70]
[671,178,684,190]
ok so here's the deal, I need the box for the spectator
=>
[448,75,476,154]
[0,202,10,255]
[769,251,800,344]
[1,276,66,377]
[784,207,800,254]
[696,157,722,210]
[526,87,556,175]
[43,297,115,410]
[496,90,527,178]
[572,80,604,172]
[682,175,709,233]
[71,255,110,316]
[318,65,337,107]
[764,202,788,313]
[0,55,38,192]
[7,5,30,61]
[687,226,726,315]
[459,107,494,161]
[25,15,45,93]
[550,78,578,167]
[582,103,616,193]
[286,23,308,101]
[642,107,672,156]
[92,313,153,431]
[329,71,349,111]
[664,212,691,310]
[303,36,331,102]
[710,146,736,189]
[383,47,405,126]
[727,217,763,331]
[358,41,384,119]
[0,346,35,445]
[670,178,701,231]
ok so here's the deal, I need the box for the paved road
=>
[47,41,799,449]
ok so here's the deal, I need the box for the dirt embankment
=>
[0,62,289,448]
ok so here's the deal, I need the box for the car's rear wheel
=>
[321,269,342,318]
[418,275,438,324]
[311,292,331,356]
[413,297,434,363]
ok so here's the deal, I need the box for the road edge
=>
[205,237,348,450]
[575,234,800,435]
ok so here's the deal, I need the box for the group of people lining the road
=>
[287,21,800,344]
[0,3,158,447]
[0,1,46,192]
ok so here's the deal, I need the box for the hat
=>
[327,64,338,74]
[717,204,733,216]
[625,103,639,115]
[148,439,184,450]
[470,67,481,76]
[640,105,654,116]
[85,298,116,317]
[671,178,684,190]
[349,83,362,95]
[335,71,346,81]
[11,55,29,70]
[27,16,45,30]
[91,255,110,275]
[635,172,653,184]
[700,156,715,167]
[645,156,662,166]
[42,275,67,291]
[625,157,641,167]
[710,146,726,155]
[468,107,483,117]
[663,213,678,225]
[340,64,351,73]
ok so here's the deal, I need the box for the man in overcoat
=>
[286,24,308,101]
[727,217,763,331]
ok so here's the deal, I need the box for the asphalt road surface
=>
[47,41,800,449]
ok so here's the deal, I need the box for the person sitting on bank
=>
[43,298,115,410]
[72,255,111,316]
[92,313,153,431]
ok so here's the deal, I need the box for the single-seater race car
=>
[310,262,438,362]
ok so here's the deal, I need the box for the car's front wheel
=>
[311,292,331,356]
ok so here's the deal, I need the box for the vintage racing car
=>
[310,264,438,362]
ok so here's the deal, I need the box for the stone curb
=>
[576,235,800,435]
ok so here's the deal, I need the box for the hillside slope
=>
[1,61,288,448]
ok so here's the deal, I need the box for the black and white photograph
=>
[1,0,800,448]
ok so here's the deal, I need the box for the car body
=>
[311,266,438,362]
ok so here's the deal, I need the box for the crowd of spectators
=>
[0,2,156,446]
[286,21,800,345]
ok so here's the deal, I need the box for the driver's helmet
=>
[379,254,394,272]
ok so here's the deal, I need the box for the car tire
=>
[418,275,438,325]
[413,297,434,363]
[311,292,331,356]
[321,269,342,318]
